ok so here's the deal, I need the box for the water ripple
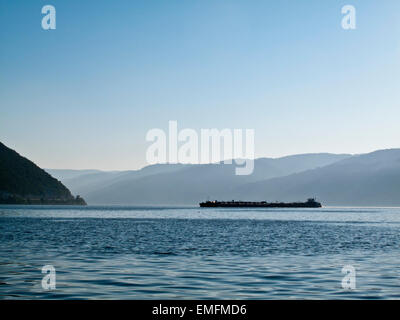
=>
[1,206,400,299]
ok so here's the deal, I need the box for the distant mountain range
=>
[45,152,367,206]
[3,141,398,206]
[47,149,400,206]
[0,142,86,205]
[233,149,400,206]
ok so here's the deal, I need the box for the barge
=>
[199,198,322,208]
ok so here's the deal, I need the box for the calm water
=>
[1,206,400,299]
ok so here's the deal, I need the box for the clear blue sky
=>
[1,0,399,170]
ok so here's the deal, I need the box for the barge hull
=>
[199,199,322,208]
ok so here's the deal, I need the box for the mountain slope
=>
[0,142,86,205]
[79,153,350,205]
[46,163,193,197]
[234,149,400,206]
[46,169,102,181]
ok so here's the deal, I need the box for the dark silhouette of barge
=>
[199,198,322,208]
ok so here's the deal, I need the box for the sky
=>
[1,0,399,170]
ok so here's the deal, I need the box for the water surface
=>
[1,206,399,299]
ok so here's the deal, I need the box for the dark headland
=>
[0,142,86,205]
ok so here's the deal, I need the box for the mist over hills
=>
[47,164,192,198]
[47,149,400,206]
[46,169,103,181]
[47,153,352,205]
[234,149,400,206]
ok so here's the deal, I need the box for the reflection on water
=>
[0,206,400,299]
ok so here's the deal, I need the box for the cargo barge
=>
[199,198,322,208]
